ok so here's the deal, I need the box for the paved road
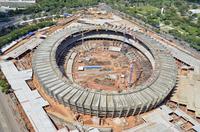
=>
[0,16,22,30]
[0,92,22,132]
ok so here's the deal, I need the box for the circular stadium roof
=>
[32,25,177,117]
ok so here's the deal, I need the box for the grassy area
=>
[135,5,160,15]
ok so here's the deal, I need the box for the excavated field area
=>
[69,40,152,92]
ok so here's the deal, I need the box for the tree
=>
[0,21,55,48]
[23,16,28,21]
[164,20,170,25]
[0,80,9,93]
[198,17,200,26]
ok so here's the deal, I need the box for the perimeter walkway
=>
[0,61,56,132]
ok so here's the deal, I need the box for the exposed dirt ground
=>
[67,40,152,92]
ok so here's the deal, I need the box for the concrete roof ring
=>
[32,25,177,117]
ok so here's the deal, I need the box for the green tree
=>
[0,21,55,48]
[0,80,9,93]
[164,20,170,25]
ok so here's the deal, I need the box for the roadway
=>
[0,92,23,132]
[0,16,22,30]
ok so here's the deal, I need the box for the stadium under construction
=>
[32,25,177,117]
[2,8,200,131]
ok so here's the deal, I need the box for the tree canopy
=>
[1,0,200,51]
[0,21,55,48]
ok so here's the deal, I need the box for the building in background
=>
[0,0,36,10]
